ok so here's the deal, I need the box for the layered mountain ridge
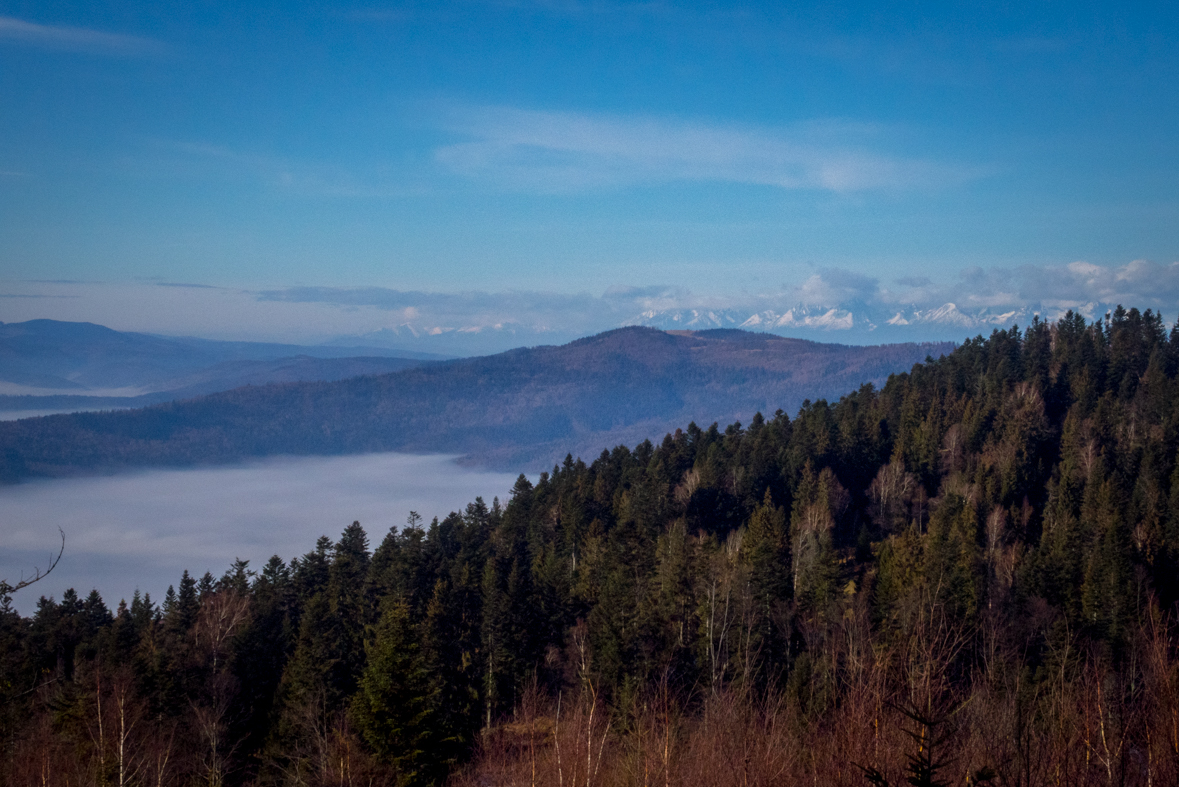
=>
[0,320,445,413]
[0,326,953,479]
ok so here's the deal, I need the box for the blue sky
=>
[1,1,1177,343]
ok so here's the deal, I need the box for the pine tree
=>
[173,570,199,633]
[353,598,437,786]
[923,494,983,622]
[742,489,789,670]
[328,521,371,698]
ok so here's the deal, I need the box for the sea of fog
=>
[0,453,522,615]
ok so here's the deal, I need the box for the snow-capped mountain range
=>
[330,300,1075,356]
[629,302,1039,341]
[264,260,1179,355]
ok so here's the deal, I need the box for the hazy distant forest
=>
[8,307,1179,787]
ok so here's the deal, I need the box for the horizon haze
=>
[2,5,1179,781]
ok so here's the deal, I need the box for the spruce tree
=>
[353,598,437,786]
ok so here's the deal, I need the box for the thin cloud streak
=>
[0,15,164,56]
[435,106,986,193]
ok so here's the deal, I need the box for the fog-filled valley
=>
[0,321,953,623]
[0,452,518,615]
[2,0,1175,780]
[7,310,1179,785]
[0,324,953,480]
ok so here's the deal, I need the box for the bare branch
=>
[0,527,65,598]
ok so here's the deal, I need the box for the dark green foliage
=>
[7,308,1179,785]
[353,599,439,785]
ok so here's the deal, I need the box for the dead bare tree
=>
[193,588,250,672]
[110,669,145,787]
[0,527,64,599]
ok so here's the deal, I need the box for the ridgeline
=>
[4,308,1179,785]
[0,327,951,478]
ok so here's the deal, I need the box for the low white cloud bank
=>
[435,106,983,193]
[0,453,519,615]
[256,259,1179,346]
[4,260,1178,355]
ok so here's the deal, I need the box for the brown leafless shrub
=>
[1139,603,1179,785]
[869,461,919,535]
[269,689,387,787]
[7,703,75,787]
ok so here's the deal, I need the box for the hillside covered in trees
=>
[5,307,1179,786]
[0,328,950,477]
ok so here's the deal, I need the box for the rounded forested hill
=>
[0,327,951,479]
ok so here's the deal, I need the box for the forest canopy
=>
[5,307,1179,786]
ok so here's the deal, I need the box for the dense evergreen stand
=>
[5,307,1179,786]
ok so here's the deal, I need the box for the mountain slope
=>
[0,319,447,396]
[0,327,953,479]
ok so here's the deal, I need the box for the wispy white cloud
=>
[0,15,164,56]
[1012,259,1179,318]
[435,105,987,193]
[870,260,1179,321]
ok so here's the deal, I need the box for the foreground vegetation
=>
[4,307,1179,786]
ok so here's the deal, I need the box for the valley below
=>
[0,452,517,615]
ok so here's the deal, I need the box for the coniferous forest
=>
[8,307,1179,786]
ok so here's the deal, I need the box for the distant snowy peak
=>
[881,303,977,328]
[739,307,861,331]
[895,303,1031,330]
[633,304,871,333]
[632,309,744,330]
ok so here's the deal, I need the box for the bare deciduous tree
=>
[0,527,64,599]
